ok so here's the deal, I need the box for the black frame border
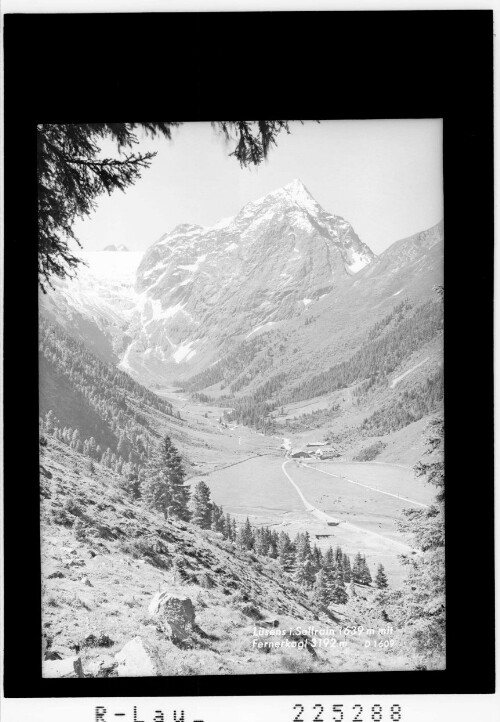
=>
[3,9,495,698]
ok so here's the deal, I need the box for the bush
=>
[73,518,87,541]
[63,497,83,516]
[50,506,72,527]
[241,604,264,620]
[118,538,171,569]
[279,653,315,674]
[353,441,386,462]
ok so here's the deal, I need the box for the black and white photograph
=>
[2,8,495,718]
[37,119,445,677]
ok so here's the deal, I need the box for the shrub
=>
[353,441,386,462]
[50,506,72,527]
[63,497,83,516]
[279,653,315,674]
[241,604,264,620]
[73,518,88,541]
[118,538,171,569]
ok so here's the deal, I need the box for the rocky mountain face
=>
[40,181,442,394]
[126,179,374,377]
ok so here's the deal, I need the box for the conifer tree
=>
[268,529,279,558]
[142,435,190,521]
[342,553,352,583]
[330,565,348,604]
[375,564,388,589]
[69,429,78,449]
[323,546,335,571]
[295,531,312,567]
[360,556,373,585]
[312,545,323,573]
[396,414,445,665]
[191,480,213,529]
[224,513,234,541]
[293,558,316,589]
[352,552,364,583]
[45,410,56,434]
[312,569,330,607]
[236,518,254,550]
[277,531,295,572]
[211,503,225,533]
[254,528,269,556]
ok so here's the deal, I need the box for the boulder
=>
[114,637,161,677]
[196,572,215,589]
[43,655,84,678]
[258,619,279,629]
[162,620,189,642]
[148,591,195,628]
[80,632,114,648]
[48,570,65,579]
[241,603,263,620]
[44,650,62,661]
[85,655,118,678]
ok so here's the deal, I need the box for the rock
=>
[114,637,161,677]
[43,655,84,678]
[81,632,114,648]
[196,572,215,589]
[44,650,62,661]
[258,619,279,629]
[241,604,263,620]
[162,620,189,642]
[69,558,86,567]
[85,655,118,678]
[148,591,195,629]
[82,576,93,587]
[48,570,65,579]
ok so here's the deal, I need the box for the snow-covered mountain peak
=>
[244,178,316,212]
[282,177,313,200]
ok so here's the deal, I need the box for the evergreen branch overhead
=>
[38,121,297,291]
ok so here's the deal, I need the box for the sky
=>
[73,119,443,256]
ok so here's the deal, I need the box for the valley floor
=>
[157,387,436,588]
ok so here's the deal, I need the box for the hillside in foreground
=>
[40,437,413,677]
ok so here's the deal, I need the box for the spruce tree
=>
[295,531,312,567]
[312,545,323,573]
[45,410,56,434]
[191,480,213,529]
[375,564,388,589]
[211,503,225,533]
[312,569,330,607]
[142,435,190,521]
[396,414,445,665]
[224,513,233,540]
[360,556,373,586]
[278,531,295,572]
[254,528,269,556]
[352,552,364,583]
[342,553,352,583]
[330,565,348,604]
[323,546,335,570]
[293,558,316,589]
[236,518,254,550]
